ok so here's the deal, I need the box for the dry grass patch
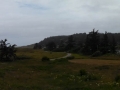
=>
[69,59,120,65]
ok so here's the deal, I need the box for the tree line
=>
[34,29,118,56]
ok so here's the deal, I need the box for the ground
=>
[0,49,120,90]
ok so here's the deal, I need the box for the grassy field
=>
[0,49,120,90]
[16,48,66,59]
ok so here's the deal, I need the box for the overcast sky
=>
[0,0,120,46]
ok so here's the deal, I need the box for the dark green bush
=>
[84,74,99,81]
[79,69,87,76]
[91,51,102,57]
[0,39,17,61]
[115,75,120,82]
[79,69,100,81]
[41,56,50,62]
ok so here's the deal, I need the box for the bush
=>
[79,69,87,76]
[41,56,50,62]
[79,69,100,81]
[91,51,102,57]
[115,75,120,82]
[84,74,99,81]
[0,39,17,61]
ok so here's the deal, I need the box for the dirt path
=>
[50,53,72,61]
[69,59,120,65]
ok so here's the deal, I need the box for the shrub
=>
[41,56,50,62]
[84,74,99,81]
[115,75,120,82]
[79,69,87,76]
[79,69,100,81]
[91,51,102,57]
[0,39,17,61]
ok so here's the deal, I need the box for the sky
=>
[0,0,120,46]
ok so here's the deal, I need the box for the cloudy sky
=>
[0,0,120,46]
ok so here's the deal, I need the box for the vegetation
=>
[0,50,120,89]
[0,39,17,61]
[41,56,50,62]
[16,48,66,60]
[34,29,118,57]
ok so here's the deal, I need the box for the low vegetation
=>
[41,56,50,62]
[0,48,119,89]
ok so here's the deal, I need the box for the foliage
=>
[0,39,17,61]
[79,69,100,81]
[82,29,100,55]
[82,29,117,55]
[33,43,41,49]
[41,56,50,61]
[115,75,120,82]
[110,35,116,53]
[65,35,75,51]
[79,69,88,76]
[83,73,100,81]
[100,32,109,54]
[46,41,56,51]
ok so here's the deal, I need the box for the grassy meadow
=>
[0,48,120,89]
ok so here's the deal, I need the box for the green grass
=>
[0,48,120,89]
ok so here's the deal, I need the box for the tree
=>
[83,29,100,54]
[33,43,42,49]
[0,39,17,61]
[100,32,109,54]
[46,41,56,51]
[111,35,116,53]
[65,35,75,51]
[81,35,91,54]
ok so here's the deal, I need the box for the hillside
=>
[21,32,120,49]
[38,33,87,47]
[36,32,120,48]
[20,44,35,48]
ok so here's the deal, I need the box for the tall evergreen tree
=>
[46,41,56,51]
[65,35,74,51]
[111,35,116,53]
[100,32,109,54]
[83,29,100,54]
